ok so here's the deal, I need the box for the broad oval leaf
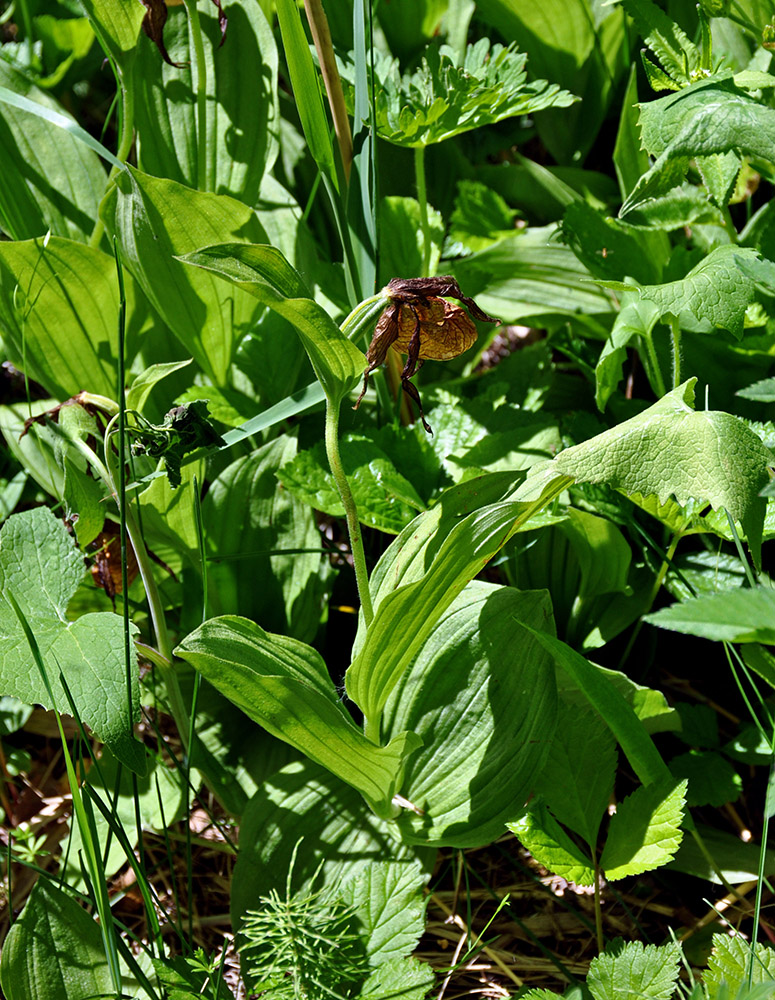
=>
[381,583,558,847]
[133,0,279,200]
[0,879,113,1000]
[0,62,106,241]
[0,237,125,400]
[108,167,267,384]
[645,586,775,644]
[0,509,144,773]
[600,779,687,879]
[179,243,366,403]
[174,616,421,815]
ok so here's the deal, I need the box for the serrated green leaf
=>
[341,39,575,148]
[614,66,650,201]
[704,934,775,999]
[508,801,595,886]
[178,243,366,403]
[606,246,761,341]
[534,702,617,847]
[551,381,770,552]
[0,508,143,773]
[669,751,742,808]
[622,77,775,216]
[645,587,775,643]
[600,780,686,879]
[174,616,421,816]
[587,940,681,1000]
[279,435,425,535]
[619,0,699,85]
[737,377,775,402]
[339,861,428,966]
[696,151,742,207]
[0,879,113,1000]
[445,180,519,257]
[381,583,558,847]
[358,956,435,999]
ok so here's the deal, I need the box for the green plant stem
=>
[642,330,667,398]
[593,853,604,954]
[669,317,682,389]
[184,0,209,192]
[414,145,432,277]
[324,398,374,629]
[619,531,682,669]
[70,428,190,749]
[303,0,353,182]
[88,66,134,249]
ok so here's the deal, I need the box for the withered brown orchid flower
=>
[354,276,500,434]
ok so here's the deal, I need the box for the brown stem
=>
[303,0,354,181]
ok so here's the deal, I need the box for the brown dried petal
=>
[141,0,187,68]
[392,298,478,361]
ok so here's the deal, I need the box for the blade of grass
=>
[0,85,126,171]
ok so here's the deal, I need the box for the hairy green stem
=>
[325,399,374,629]
[669,317,682,389]
[184,0,209,191]
[642,329,666,398]
[414,145,432,277]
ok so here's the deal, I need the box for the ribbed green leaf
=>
[108,168,266,383]
[508,802,595,886]
[587,941,682,1000]
[133,0,278,200]
[0,63,108,240]
[381,583,557,847]
[0,237,124,400]
[174,616,421,815]
[646,587,775,644]
[178,243,366,403]
[79,0,145,70]
[346,473,567,723]
[0,880,113,1000]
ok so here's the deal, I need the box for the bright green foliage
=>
[133,0,279,200]
[549,381,770,554]
[175,616,421,816]
[342,39,575,148]
[108,168,267,384]
[359,957,434,999]
[586,940,682,1000]
[646,587,775,643]
[278,434,426,535]
[599,779,687,879]
[338,860,428,966]
[622,77,775,216]
[0,237,124,400]
[0,879,113,1000]
[0,508,144,772]
[178,243,366,403]
[670,751,742,807]
[78,0,144,70]
[0,62,107,241]
[508,802,596,885]
[381,583,558,846]
[152,951,236,1000]
[704,934,775,998]
[533,702,617,847]
[602,246,762,340]
[203,435,328,640]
